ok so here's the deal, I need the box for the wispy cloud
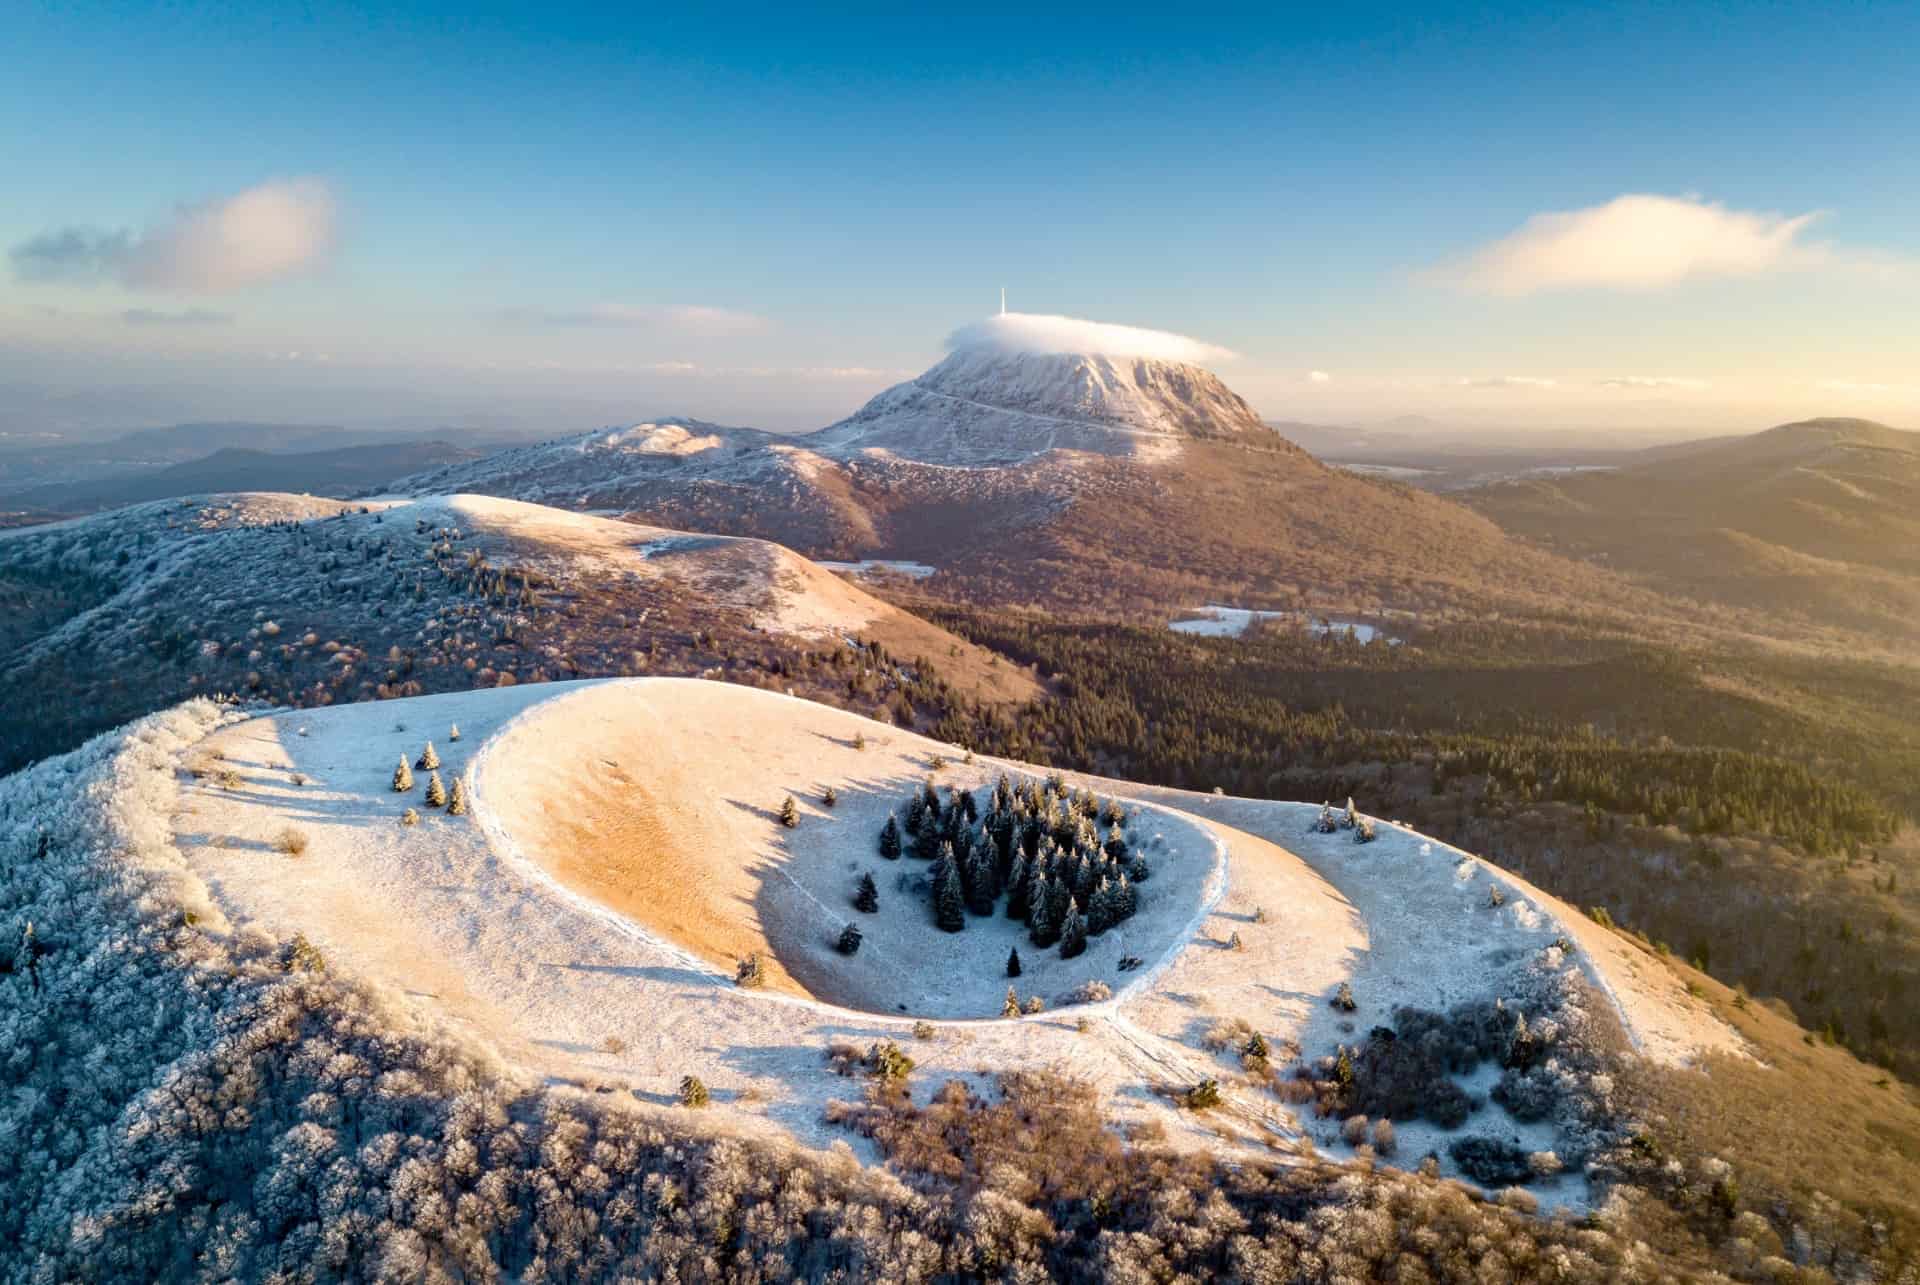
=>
[1421,194,1907,294]
[1816,378,1912,396]
[1596,375,1711,390]
[1308,370,1332,383]
[122,306,234,326]
[9,178,338,293]
[1454,375,1558,389]
[504,303,770,336]
[10,228,133,282]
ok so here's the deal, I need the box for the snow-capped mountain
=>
[382,313,1623,620]
[815,347,1273,464]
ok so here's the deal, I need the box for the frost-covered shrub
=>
[678,1074,710,1107]
[274,827,309,856]
[1066,979,1112,1005]
[735,952,767,987]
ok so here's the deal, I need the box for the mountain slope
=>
[0,491,1034,775]
[1467,418,1920,643]
[392,325,1677,631]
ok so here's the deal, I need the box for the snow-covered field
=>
[815,559,938,580]
[1169,604,1402,645]
[168,677,1739,1199]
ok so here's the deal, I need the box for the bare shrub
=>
[1342,1114,1371,1146]
[1067,979,1112,1005]
[1372,1118,1397,1154]
[273,828,309,857]
[678,1075,709,1107]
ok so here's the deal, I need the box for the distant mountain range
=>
[0,421,533,514]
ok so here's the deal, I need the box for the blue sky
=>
[3,1,1916,436]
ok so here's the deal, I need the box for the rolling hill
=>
[0,491,1034,776]
[1466,417,1920,645]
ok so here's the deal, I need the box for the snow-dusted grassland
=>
[165,677,1741,1204]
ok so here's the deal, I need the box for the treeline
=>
[922,610,1902,858]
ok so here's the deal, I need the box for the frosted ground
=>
[1168,604,1402,644]
[170,677,1739,1204]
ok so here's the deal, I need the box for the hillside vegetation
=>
[917,606,1920,1080]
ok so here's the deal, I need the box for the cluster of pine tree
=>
[881,772,1145,959]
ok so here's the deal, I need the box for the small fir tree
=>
[1003,852,1031,920]
[424,771,447,808]
[1059,905,1088,959]
[933,854,966,933]
[779,795,799,828]
[446,777,468,816]
[448,723,461,742]
[822,785,838,808]
[1027,876,1057,946]
[392,756,414,792]
[904,795,925,837]
[1002,986,1022,1017]
[678,1075,709,1107]
[1342,796,1359,829]
[878,815,902,859]
[854,872,879,913]
[852,731,867,751]
[964,841,996,915]
[416,742,440,771]
[837,923,863,955]
[1006,946,1022,978]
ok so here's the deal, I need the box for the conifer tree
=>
[1342,796,1359,829]
[779,795,799,828]
[416,741,440,771]
[837,923,863,955]
[392,756,414,792]
[1059,905,1088,959]
[904,795,926,837]
[822,785,838,808]
[1003,986,1021,1017]
[447,777,468,816]
[964,841,996,916]
[960,790,978,824]
[1004,852,1031,920]
[933,854,966,933]
[878,815,902,859]
[1027,876,1057,946]
[855,872,879,913]
[425,771,447,808]
[448,723,461,742]
[1006,946,1022,978]
[1114,872,1137,922]
[1047,878,1074,934]
[1087,877,1115,934]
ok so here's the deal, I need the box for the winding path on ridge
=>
[167,677,1738,1182]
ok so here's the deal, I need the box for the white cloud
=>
[1454,375,1558,389]
[1426,194,1841,294]
[945,311,1234,364]
[125,178,338,292]
[1596,375,1711,390]
[11,178,338,293]
[507,303,769,336]
[1308,370,1332,383]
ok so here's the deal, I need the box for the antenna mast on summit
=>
[1000,287,1006,316]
